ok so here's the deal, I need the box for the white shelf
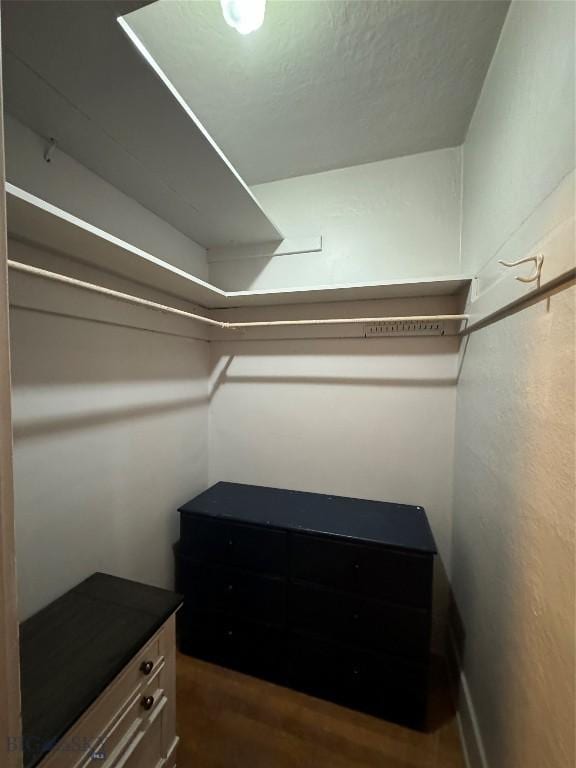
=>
[226,276,470,307]
[6,184,471,310]
[2,0,281,249]
[6,184,227,308]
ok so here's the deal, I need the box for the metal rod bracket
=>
[498,254,544,284]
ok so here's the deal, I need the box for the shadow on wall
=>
[209,253,276,292]
[211,336,460,358]
[10,305,209,386]
[447,590,467,676]
[11,305,211,437]
[11,304,211,619]
[209,336,460,401]
[12,396,209,439]
[214,374,457,388]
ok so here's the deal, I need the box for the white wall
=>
[452,3,576,768]
[461,0,575,276]
[209,315,460,647]
[10,241,210,620]
[452,289,575,768]
[4,115,209,280]
[210,147,462,290]
[208,143,466,645]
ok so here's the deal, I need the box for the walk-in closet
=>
[0,2,574,768]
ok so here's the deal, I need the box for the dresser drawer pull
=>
[113,729,146,768]
[140,660,154,675]
[141,695,155,711]
[148,694,168,726]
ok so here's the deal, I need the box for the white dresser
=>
[19,574,182,768]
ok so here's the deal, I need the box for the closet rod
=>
[7,260,469,329]
[8,259,222,327]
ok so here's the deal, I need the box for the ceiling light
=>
[220,0,266,35]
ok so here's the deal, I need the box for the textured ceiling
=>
[126,0,510,184]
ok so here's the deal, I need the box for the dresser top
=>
[19,573,182,768]
[179,482,437,554]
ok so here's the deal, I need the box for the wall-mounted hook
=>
[44,138,57,163]
[498,253,544,284]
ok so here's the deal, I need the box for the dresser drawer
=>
[290,534,433,608]
[90,671,166,766]
[109,693,166,768]
[180,610,287,683]
[288,633,428,728]
[288,582,430,659]
[181,514,287,574]
[178,556,286,625]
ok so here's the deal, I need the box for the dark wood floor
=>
[176,653,465,768]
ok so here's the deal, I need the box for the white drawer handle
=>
[112,730,146,768]
[110,696,167,767]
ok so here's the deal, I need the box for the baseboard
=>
[446,628,490,768]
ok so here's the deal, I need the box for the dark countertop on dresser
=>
[179,482,437,554]
[19,573,182,768]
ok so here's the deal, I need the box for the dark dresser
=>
[177,482,437,729]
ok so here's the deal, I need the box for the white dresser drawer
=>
[89,675,166,767]
[110,695,167,768]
